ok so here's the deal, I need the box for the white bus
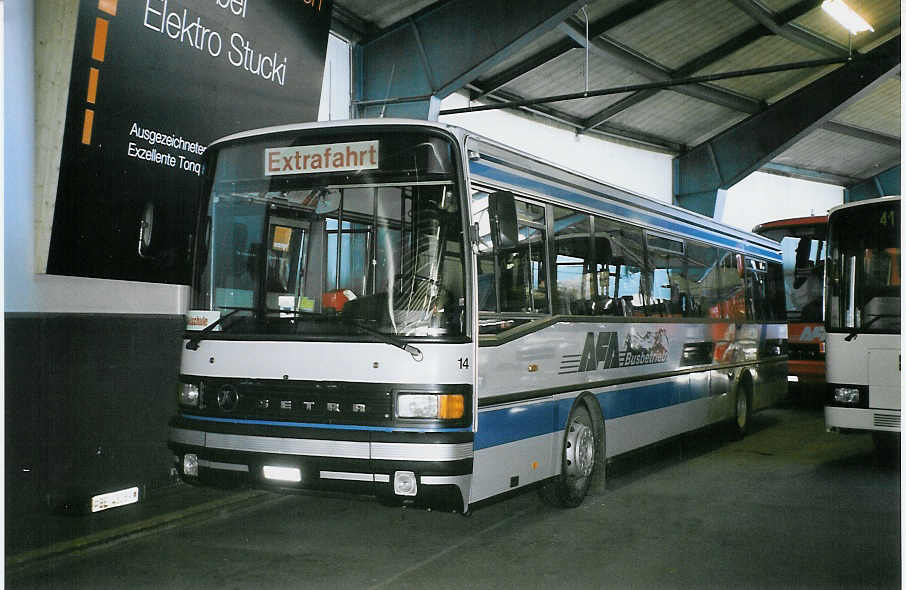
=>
[824,196,901,450]
[168,119,788,512]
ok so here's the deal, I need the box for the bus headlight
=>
[179,383,201,407]
[183,453,198,477]
[833,386,861,404]
[397,394,464,419]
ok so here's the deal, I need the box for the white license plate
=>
[91,486,140,513]
[263,466,301,482]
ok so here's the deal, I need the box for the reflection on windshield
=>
[780,234,825,322]
[826,203,900,333]
[194,135,466,339]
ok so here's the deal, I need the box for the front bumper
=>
[825,406,901,433]
[168,415,473,511]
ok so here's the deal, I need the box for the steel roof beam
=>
[581,26,771,132]
[674,36,900,217]
[465,85,685,152]
[727,0,849,57]
[760,162,860,186]
[821,121,901,148]
[471,41,579,102]
[578,1,822,132]
[471,0,669,102]
[845,164,901,201]
[559,19,762,114]
[354,0,588,119]
[580,89,660,132]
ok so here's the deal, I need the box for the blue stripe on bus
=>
[474,376,710,450]
[469,160,781,262]
[181,414,473,434]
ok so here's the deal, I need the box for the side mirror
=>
[138,202,155,259]
[488,191,518,250]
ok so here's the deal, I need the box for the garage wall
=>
[4,0,346,509]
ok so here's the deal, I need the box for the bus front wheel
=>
[540,404,596,508]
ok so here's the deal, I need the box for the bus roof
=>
[828,195,901,217]
[206,118,454,150]
[752,216,828,234]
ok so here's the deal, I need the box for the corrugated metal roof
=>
[697,36,825,100]
[607,0,755,71]
[772,128,901,178]
[607,91,749,146]
[337,0,900,186]
[833,76,901,133]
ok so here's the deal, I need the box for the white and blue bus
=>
[824,196,900,452]
[168,119,787,512]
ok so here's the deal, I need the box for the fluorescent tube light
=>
[821,0,874,34]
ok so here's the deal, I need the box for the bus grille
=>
[204,381,394,424]
[873,413,900,429]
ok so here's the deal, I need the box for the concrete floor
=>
[8,407,900,589]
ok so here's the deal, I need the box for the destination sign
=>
[265,140,379,175]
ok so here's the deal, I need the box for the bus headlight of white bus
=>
[396,393,465,420]
[178,383,201,407]
[833,386,861,404]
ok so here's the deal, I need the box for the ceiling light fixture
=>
[821,0,874,34]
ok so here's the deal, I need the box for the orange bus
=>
[753,216,827,398]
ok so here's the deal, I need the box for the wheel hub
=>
[737,394,747,428]
[566,420,595,478]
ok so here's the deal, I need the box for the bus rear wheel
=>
[540,404,596,508]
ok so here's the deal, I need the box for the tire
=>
[540,404,597,508]
[733,385,751,440]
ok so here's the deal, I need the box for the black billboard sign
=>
[47,0,333,284]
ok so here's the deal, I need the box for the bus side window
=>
[471,189,497,312]
[593,215,645,316]
[552,206,595,315]
[499,200,548,313]
[684,240,721,318]
[471,189,549,315]
[644,233,687,317]
[716,251,746,322]
[766,261,786,322]
[744,257,776,323]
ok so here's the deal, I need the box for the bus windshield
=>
[756,220,826,323]
[825,201,900,333]
[192,130,467,339]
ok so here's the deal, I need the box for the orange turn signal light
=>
[438,394,465,419]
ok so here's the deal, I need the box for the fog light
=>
[788,375,799,383]
[179,383,200,407]
[393,471,417,496]
[834,386,861,404]
[183,453,198,477]
[263,466,301,482]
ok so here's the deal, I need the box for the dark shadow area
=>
[605,412,781,491]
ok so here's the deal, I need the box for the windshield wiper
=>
[261,310,423,361]
[845,313,898,341]
[185,307,252,350]
[343,318,423,362]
